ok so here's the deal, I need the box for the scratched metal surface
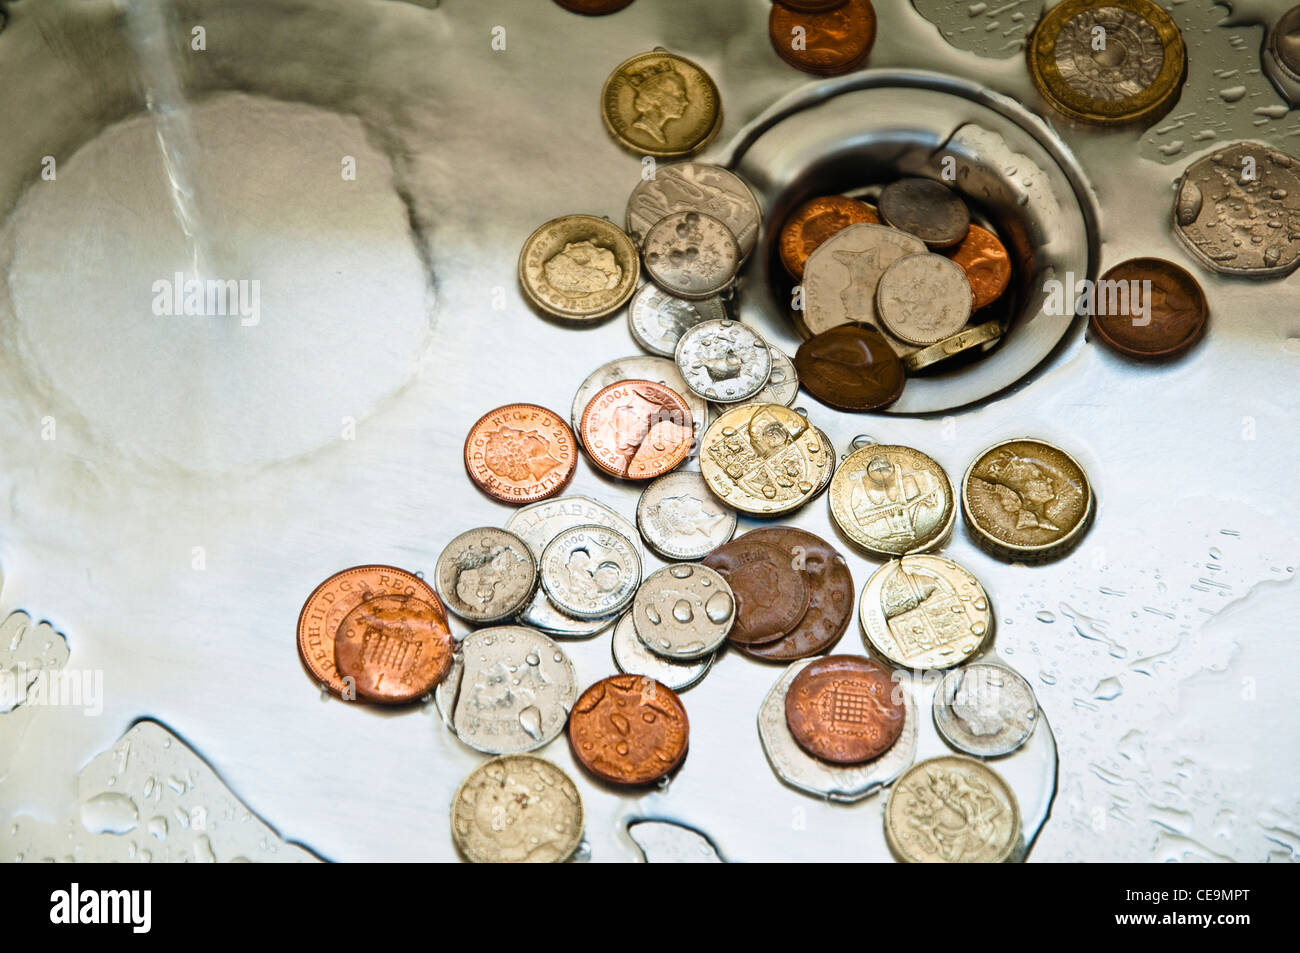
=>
[0,0,1297,863]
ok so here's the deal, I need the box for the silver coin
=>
[570,355,709,443]
[435,626,577,755]
[610,611,714,692]
[734,346,798,407]
[636,470,737,561]
[757,658,917,803]
[802,224,926,335]
[876,253,973,347]
[674,319,772,403]
[539,524,641,621]
[643,211,740,300]
[626,162,762,260]
[933,662,1039,758]
[627,283,727,358]
[810,426,836,498]
[631,563,734,660]
[877,178,971,248]
[433,527,537,624]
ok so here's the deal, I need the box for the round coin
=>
[611,611,714,692]
[636,470,738,561]
[626,162,761,259]
[434,528,537,624]
[570,355,709,444]
[941,224,1012,311]
[795,325,906,413]
[774,0,850,11]
[885,755,1020,862]
[699,403,830,516]
[1270,5,1300,81]
[933,662,1039,758]
[779,195,880,280]
[579,379,694,480]
[802,223,927,334]
[769,0,877,76]
[643,211,741,300]
[743,346,800,407]
[632,563,735,660]
[555,0,634,13]
[601,50,722,158]
[785,655,906,763]
[876,253,973,346]
[877,178,971,249]
[334,593,455,703]
[962,438,1094,562]
[568,674,690,784]
[702,536,811,645]
[1090,257,1208,358]
[464,403,578,505]
[627,284,727,358]
[829,445,955,557]
[540,524,642,620]
[859,555,992,670]
[451,755,584,864]
[518,214,639,322]
[903,319,1003,373]
[675,319,772,403]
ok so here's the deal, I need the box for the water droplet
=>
[669,565,692,579]
[1094,677,1123,701]
[1035,610,1056,623]
[525,652,540,666]
[672,599,694,624]
[519,705,543,740]
[645,605,662,626]
[79,793,139,835]
[851,435,876,450]
[147,816,168,841]
[705,591,734,624]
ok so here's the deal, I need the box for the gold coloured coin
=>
[828,445,954,557]
[885,755,1020,863]
[601,50,722,158]
[903,320,1003,373]
[962,438,1094,563]
[859,554,992,670]
[699,403,830,516]
[518,214,640,322]
[450,755,585,863]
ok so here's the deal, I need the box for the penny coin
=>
[610,611,714,692]
[540,524,642,620]
[941,224,1012,311]
[779,195,879,280]
[601,50,722,159]
[885,756,1020,863]
[464,403,578,505]
[643,211,741,300]
[627,284,727,358]
[433,528,537,624]
[877,178,971,249]
[451,755,584,864]
[297,565,445,696]
[554,0,635,14]
[1027,0,1186,126]
[632,563,735,660]
[736,527,854,662]
[903,319,1003,373]
[962,438,1094,562]
[773,0,849,11]
[769,0,877,76]
[675,319,772,403]
[568,674,690,784]
[702,536,811,645]
[802,223,927,335]
[334,594,455,703]
[794,325,905,412]
[1090,257,1208,358]
[876,253,973,346]
[636,470,737,561]
[859,555,992,670]
[830,445,955,557]
[699,403,830,516]
[570,355,709,444]
[784,655,905,763]
[743,346,800,407]
[579,379,694,480]
[626,162,762,260]
[518,214,639,322]
[933,662,1039,758]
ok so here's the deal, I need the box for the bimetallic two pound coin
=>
[859,555,992,671]
[433,527,537,624]
[699,403,830,516]
[451,755,584,864]
[518,214,639,322]
[885,756,1021,863]
[601,50,722,158]
[829,445,955,557]
[464,403,578,505]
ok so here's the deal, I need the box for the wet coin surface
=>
[627,284,727,358]
[518,214,640,321]
[450,755,584,864]
[554,0,634,13]
[802,223,926,335]
[779,195,879,280]
[795,325,906,413]
[829,445,955,557]
[903,319,1004,373]
[877,178,971,249]
[785,655,905,764]
[674,319,772,403]
[570,355,708,444]
[540,524,642,620]
[768,0,877,76]
[876,253,973,346]
[334,593,455,703]
[579,379,694,480]
[699,403,830,516]
[859,555,992,670]
[464,403,578,505]
[601,50,722,158]
[643,211,741,300]
[933,662,1039,758]
[885,755,1020,863]
[1270,5,1300,81]
[1090,257,1208,358]
[626,162,761,259]
[1028,0,1186,125]
[941,224,1012,311]
[434,528,537,624]
[743,346,800,407]
[611,611,714,692]
[636,470,737,561]
[632,563,735,660]
[568,674,690,785]
[702,536,811,645]
[297,565,445,696]
[962,438,1094,562]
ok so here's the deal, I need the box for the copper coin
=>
[334,593,454,704]
[769,0,877,76]
[702,538,811,645]
[785,655,905,763]
[464,404,577,505]
[941,224,1012,311]
[580,379,694,480]
[1091,257,1209,359]
[734,528,854,662]
[779,195,880,280]
[554,0,635,14]
[568,674,690,785]
[297,565,445,696]
[794,325,906,412]
[773,0,848,12]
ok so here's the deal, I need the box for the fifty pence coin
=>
[1090,257,1208,358]
[601,50,722,158]
[779,195,879,280]
[434,528,537,624]
[941,224,1013,311]
[702,535,811,645]
[903,319,1004,373]
[644,211,741,300]
[632,563,735,660]
[802,223,926,335]
[636,469,737,561]
[699,403,830,516]
[540,524,642,620]
[611,611,714,692]
[675,319,772,403]
[626,162,761,259]
[785,655,906,764]
[794,325,906,412]
[627,283,727,357]
[570,355,708,444]
[885,756,1020,862]
[579,379,694,480]
[876,253,973,346]
[464,404,578,505]
[877,178,971,248]
[334,594,455,704]
[569,674,691,784]
[451,755,584,864]
[933,662,1039,758]
[518,214,639,321]
[860,555,992,670]
[829,445,955,557]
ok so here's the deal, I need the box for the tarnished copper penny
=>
[769,0,877,77]
[334,593,455,704]
[785,655,905,764]
[702,537,811,645]
[464,403,578,504]
[1091,257,1208,359]
[297,565,445,697]
[734,528,854,662]
[554,0,635,14]
[794,325,906,411]
[580,379,694,480]
[779,195,880,280]
[941,224,1012,311]
[568,674,690,785]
